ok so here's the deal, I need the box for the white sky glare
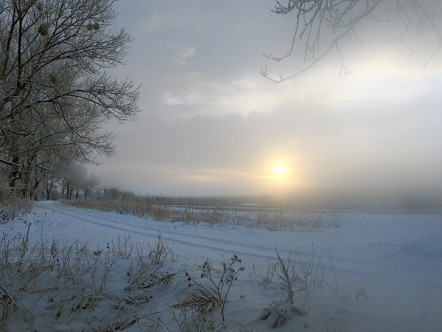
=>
[92,0,442,206]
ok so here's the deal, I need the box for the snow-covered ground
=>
[1,200,442,331]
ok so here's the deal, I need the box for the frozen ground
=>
[1,200,442,331]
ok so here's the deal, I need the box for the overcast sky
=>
[90,0,442,201]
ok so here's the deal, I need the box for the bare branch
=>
[263,0,442,82]
[0,158,21,167]
[0,0,139,198]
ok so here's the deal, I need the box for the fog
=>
[90,0,442,210]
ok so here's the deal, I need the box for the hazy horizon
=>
[89,1,442,206]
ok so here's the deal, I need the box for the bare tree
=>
[0,0,139,196]
[82,173,100,199]
[261,0,442,82]
[61,164,100,199]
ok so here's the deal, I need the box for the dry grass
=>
[67,198,339,231]
[173,255,244,331]
[0,192,33,224]
[0,221,247,331]
[66,197,170,220]
[0,224,174,331]
[255,245,333,328]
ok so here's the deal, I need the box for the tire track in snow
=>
[37,202,442,289]
[39,202,276,262]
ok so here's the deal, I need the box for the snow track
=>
[12,200,442,331]
[38,201,278,263]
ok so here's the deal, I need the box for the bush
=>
[258,246,326,328]
[0,227,174,331]
[0,187,32,224]
[173,255,244,330]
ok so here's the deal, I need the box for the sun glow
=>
[273,166,286,177]
[268,158,292,184]
[260,155,307,194]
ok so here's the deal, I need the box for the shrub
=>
[0,227,174,331]
[0,191,32,224]
[173,254,244,330]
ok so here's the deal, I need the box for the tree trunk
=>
[46,179,54,200]
[8,156,21,193]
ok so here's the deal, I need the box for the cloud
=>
[99,0,442,205]
[177,46,196,65]
[99,82,442,198]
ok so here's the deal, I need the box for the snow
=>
[1,200,442,331]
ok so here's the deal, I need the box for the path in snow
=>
[11,200,442,331]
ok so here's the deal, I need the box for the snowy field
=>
[1,200,442,331]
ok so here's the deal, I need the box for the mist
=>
[89,0,442,211]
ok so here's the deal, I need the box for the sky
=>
[90,0,442,204]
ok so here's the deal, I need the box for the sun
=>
[261,155,305,193]
[270,164,289,182]
[273,166,286,176]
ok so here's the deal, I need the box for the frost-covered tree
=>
[262,0,442,82]
[80,173,100,199]
[0,0,139,197]
[61,164,100,200]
